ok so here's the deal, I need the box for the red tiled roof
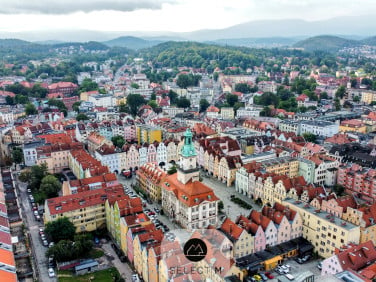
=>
[0,248,15,266]
[0,270,17,282]
[47,186,125,215]
[162,174,219,207]
[0,230,11,245]
[337,241,376,272]
[220,218,244,241]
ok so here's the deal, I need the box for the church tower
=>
[177,129,200,184]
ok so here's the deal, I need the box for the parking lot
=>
[246,257,322,282]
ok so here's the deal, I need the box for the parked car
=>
[317,262,322,270]
[43,240,49,246]
[253,274,262,281]
[259,273,268,281]
[154,208,160,213]
[132,274,140,282]
[48,268,55,277]
[265,272,274,279]
[27,188,31,193]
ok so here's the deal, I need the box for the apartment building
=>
[136,125,162,145]
[136,163,167,202]
[68,149,109,179]
[283,198,360,258]
[337,163,376,203]
[299,120,339,137]
[44,186,125,233]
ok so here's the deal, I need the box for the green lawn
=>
[58,267,121,282]
[87,249,104,259]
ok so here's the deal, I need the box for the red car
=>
[265,272,274,279]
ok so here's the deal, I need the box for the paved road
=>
[201,173,260,221]
[101,243,134,282]
[16,177,56,282]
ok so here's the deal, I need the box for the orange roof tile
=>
[162,174,219,207]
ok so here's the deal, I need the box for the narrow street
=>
[15,176,56,282]
[101,243,134,281]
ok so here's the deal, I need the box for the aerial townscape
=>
[3,3,376,282]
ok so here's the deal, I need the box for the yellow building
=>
[105,196,144,247]
[147,241,182,282]
[219,218,254,258]
[136,163,167,202]
[133,228,164,280]
[283,198,360,258]
[119,214,151,256]
[136,125,162,145]
[262,157,299,178]
[342,205,376,246]
[220,107,235,120]
[361,90,376,104]
[44,186,124,233]
[339,119,367,133]
[80,90,99,101]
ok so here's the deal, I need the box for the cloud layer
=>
[0,0,175,14]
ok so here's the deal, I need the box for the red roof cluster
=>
[70,149,109,176]
[47,185,125,215]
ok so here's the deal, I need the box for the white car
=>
[48,268,55,277]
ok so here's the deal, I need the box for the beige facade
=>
[283,198,360,258]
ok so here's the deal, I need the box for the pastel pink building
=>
[236,215,266,253]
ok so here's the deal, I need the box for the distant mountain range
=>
[0,14,374,43]
[0,15,376,51]
[293,35,376,52]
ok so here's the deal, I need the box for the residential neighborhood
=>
[2,10,376,282]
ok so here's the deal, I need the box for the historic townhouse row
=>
[197,136,243,186]
[217,202,302,260]
[75,120,137,144]
[236,154,339,199]
[94,139,182,174]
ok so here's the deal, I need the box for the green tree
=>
[333,184,345,196]
[302,132,317,143]
[39,175,61,198]
[118,102,129,113]
[25,103,37,115]
[353,96,360,102]
[126,94,146,116]
[177,97,191,108]
[176,74,190,89]
[168,90,179,105]
[334,98,341,110]
[351,78,358,88]
[79,78,99,92]
[45,217,76,243]
[5,95,14,105]
[199,99,210,113]
[213,72,219,82]
[111,135,125,148]
[235,83,252,93]
[335,85,346,99]
[226,94,239,107]
[72,101,81,112]
[150,93,156,100]
[27,163,49,191]
[76,113,89,121]
[260,106,272,117]
[148,100,158,109]
[130,82,140,89]
[167,165,177,175]
[19,170,31,183]
[320,92,329,100]
[11,147,23,165]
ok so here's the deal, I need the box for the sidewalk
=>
[101,243,134,281]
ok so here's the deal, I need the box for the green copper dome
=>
[181,129,197,157]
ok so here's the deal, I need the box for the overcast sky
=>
[0,0,375,33]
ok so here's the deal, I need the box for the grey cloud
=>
[0,0,176,14]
